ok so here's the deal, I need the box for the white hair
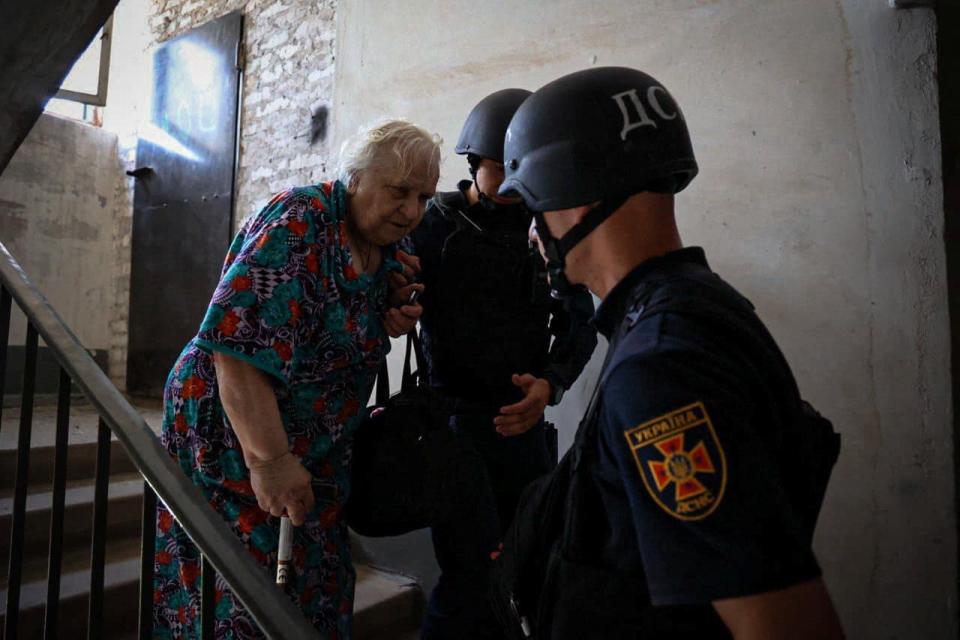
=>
[337,118,442,188]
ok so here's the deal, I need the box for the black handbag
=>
[346,331,485,537]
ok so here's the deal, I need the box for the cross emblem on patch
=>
[624,401,727,521]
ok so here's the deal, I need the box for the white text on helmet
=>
[612,86,680,140]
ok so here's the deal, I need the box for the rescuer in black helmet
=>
[494,67,844,638]
[410,88,598,639]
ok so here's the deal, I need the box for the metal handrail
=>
[0,241,318,639]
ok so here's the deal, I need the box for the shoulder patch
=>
[624,401,726,521]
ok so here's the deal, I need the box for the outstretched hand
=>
[495,374,551,436]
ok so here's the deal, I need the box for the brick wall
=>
[109,143,134,389]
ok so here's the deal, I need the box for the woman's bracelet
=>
[247,450,292,470]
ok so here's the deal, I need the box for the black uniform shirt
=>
[592,247,821,609]
[410,180,597,402]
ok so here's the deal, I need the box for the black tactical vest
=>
[429,193,553,401]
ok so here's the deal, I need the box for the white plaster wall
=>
[0,113,124,352]
[334,0,953,636]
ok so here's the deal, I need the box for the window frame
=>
[54,15,114,107]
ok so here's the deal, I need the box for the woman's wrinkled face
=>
[348,157,437,246]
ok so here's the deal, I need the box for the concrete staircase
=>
[0,400,423,639]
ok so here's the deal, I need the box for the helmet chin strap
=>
[469,174,519,216]
[534,194,630,299]
[476,189,501,211]
[468,161,502,212]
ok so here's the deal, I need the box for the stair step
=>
[0,397,164,494]
[0,441,138,493]
[0,398,163,451]
[0,555,140,640]
[0,560,421,640]
[0,533,142,591]
[354,565,423,639]
[0,470,142,502]
[0,476,145,564]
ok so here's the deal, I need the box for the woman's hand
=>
[390,250,421,287]
[248,452,316,526]
[385,251,424,337]
[384,283,424,337]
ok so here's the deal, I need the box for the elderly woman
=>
[153,119,440,639]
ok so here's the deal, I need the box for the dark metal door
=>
[127,12,242,396]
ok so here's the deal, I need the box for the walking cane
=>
[277,515,293,585]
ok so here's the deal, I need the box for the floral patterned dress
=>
[153,181,396,639]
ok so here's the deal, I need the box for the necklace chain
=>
[358,240,373,271]
[346,213,374,272]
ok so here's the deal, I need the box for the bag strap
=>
[372,329,427,405]
[569,292,642,468]
[374,355,390,405]
[401,329,426,392]
[433,189,469,219]
[571,266,746,453]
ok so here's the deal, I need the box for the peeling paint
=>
[0,113,120,351]
[36,218,100,242]
[835,1,887,610]
[0,212,29,238]
[838,0,952,635]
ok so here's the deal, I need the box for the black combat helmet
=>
[497,67,697,299]
[498,67,697,211]
[455,88,532,163]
